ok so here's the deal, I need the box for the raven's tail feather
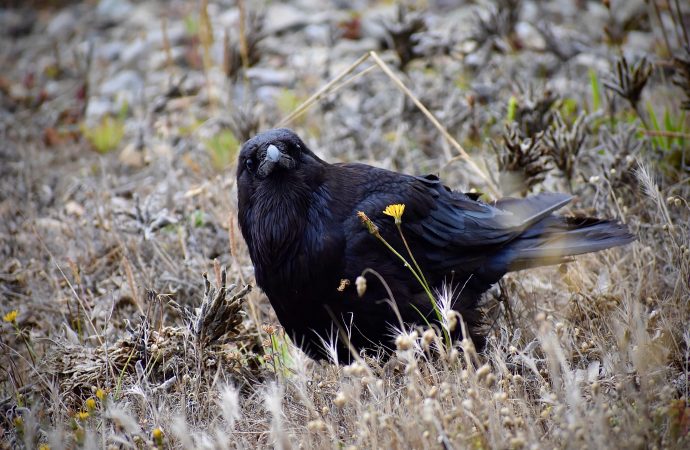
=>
[506,216,635,272]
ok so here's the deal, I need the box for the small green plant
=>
[204,129,239,170]
[276,89,301,117]
[191,210,205,228]
[81,115,125,154]
[589,68,602,112]
[645,102,687,152]
[261,326,293,377]
[506,95,517,123]
[183,13,199,35]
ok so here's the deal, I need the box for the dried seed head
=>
[591,381,600,396]
[509,435,526,449]
[395,332,416,351]
[427,386,438,398]
[337,279,350,292]
[355,276,367,297]
[494,392,508,402]
[448,311,458,331]
[334,391,348,408]
[344,362,366,377]
[422,328,436,347]
[307,420,326,432]
[476,364,491,381]
[357,211,379,235]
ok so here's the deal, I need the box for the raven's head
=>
[237,128,327,260]
[237,128,324,184]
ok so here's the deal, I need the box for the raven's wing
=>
[401,176,575,271]
[340,168,631,275]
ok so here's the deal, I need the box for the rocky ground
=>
[1,0,689,448]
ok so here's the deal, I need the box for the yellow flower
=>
[38,445,50,450]
[383,204,405,224]
[95,388,106,401]
[85,398,97,410]
[152,427,164,445]
[75,411,90,421]
[3,310,18,323]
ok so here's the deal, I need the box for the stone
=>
[100,70,144,97]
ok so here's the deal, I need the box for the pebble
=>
[85,97,114,120]
[46,9,77,37]
[264,3,308,34]
[100,70,144,97]
[97,0,134,24]
[246,67,294,86]
[120,40,149,67]
[515,22,545,50]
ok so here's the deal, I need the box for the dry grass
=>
[1,1,689,449]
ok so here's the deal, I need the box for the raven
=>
[237,128,634,362]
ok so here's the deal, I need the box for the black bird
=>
[237,128,634,362]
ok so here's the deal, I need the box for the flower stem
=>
[373,231,451,347]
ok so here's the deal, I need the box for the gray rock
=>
[626,31,655,54]
[47,9,77,37]
[256,85,282,103]
[218,9,239,28]
[246,67,294,86]
[120,39,147,66]
[95,40,126,61]
[100,70,144,97]
[85,98,113,120]
[515,22,545,51]
[97,0,134,24]
[264,3,307,34]
[304,23,332,45]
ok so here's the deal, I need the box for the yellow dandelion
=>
[152,427,164,440]
[95,388,106,401]
[3,310,18,323]
[85,398,96,411]
[38,445,50,450]
[75,411,90,421]
[383,204,405,224]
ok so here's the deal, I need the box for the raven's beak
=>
[257,144,295,178]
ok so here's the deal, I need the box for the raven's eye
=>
[245,158,255,173]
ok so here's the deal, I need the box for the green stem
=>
[396,224,429,289]
[373,233,451,347]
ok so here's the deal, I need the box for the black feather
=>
[237,128,635,362]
